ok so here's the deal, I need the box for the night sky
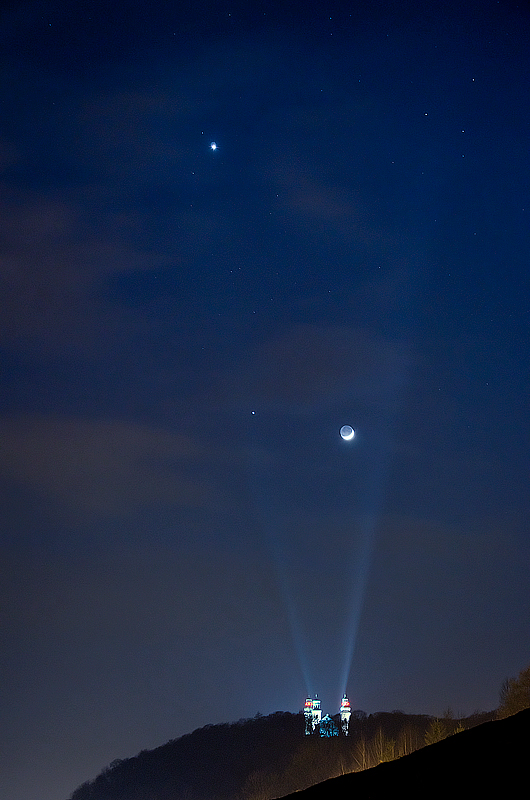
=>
[1,2,530,798]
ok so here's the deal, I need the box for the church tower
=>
[312,695,322,731]
[340,694,351,735]
[304,696,322,734]
[304,697,314,735]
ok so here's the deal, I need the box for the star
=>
[210,142,217,151]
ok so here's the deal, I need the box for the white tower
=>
[312,695,322,732]
[304,697,314,735]
[340,694,351,735]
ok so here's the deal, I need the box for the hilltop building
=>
[304,696,321,734]
[340,694,351,734]
[304,694,351,736]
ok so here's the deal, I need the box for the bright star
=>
[210,142,217,150]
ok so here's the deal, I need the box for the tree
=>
[396,723,422,757]
[351,735,370,772]
[370,727,396,763]
[424,718,446,746]
[497,663,530,719]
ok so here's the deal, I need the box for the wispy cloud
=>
[0,415,219,518]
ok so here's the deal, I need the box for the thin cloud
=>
[0,415,218,518]
[0,192,173,351]
[227,323,408,410]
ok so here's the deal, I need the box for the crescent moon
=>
[340,425,355,440]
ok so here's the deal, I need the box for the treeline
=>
[69,709,493,800]
[241,709,492,800]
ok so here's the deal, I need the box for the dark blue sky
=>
[1,2,529,798]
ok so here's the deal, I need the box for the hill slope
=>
[279,708,530,799]
[68,709,496,800]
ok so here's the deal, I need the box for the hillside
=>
[68,708,495,800]
[280,708,530,799]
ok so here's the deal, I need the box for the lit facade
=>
[304,697,315,735]
[311,696,322,731]
[340,694,351,735]
[303,694,351,736]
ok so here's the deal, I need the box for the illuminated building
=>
[303,694,351,736]
[340,694,351,735]
[303,696,322,734]
[320,714,339,737]
[312,696,322,731]
[304,697,315,735]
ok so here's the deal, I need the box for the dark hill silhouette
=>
[70,712,305,800]
[279,708,530,799]
[68,709,496,800]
